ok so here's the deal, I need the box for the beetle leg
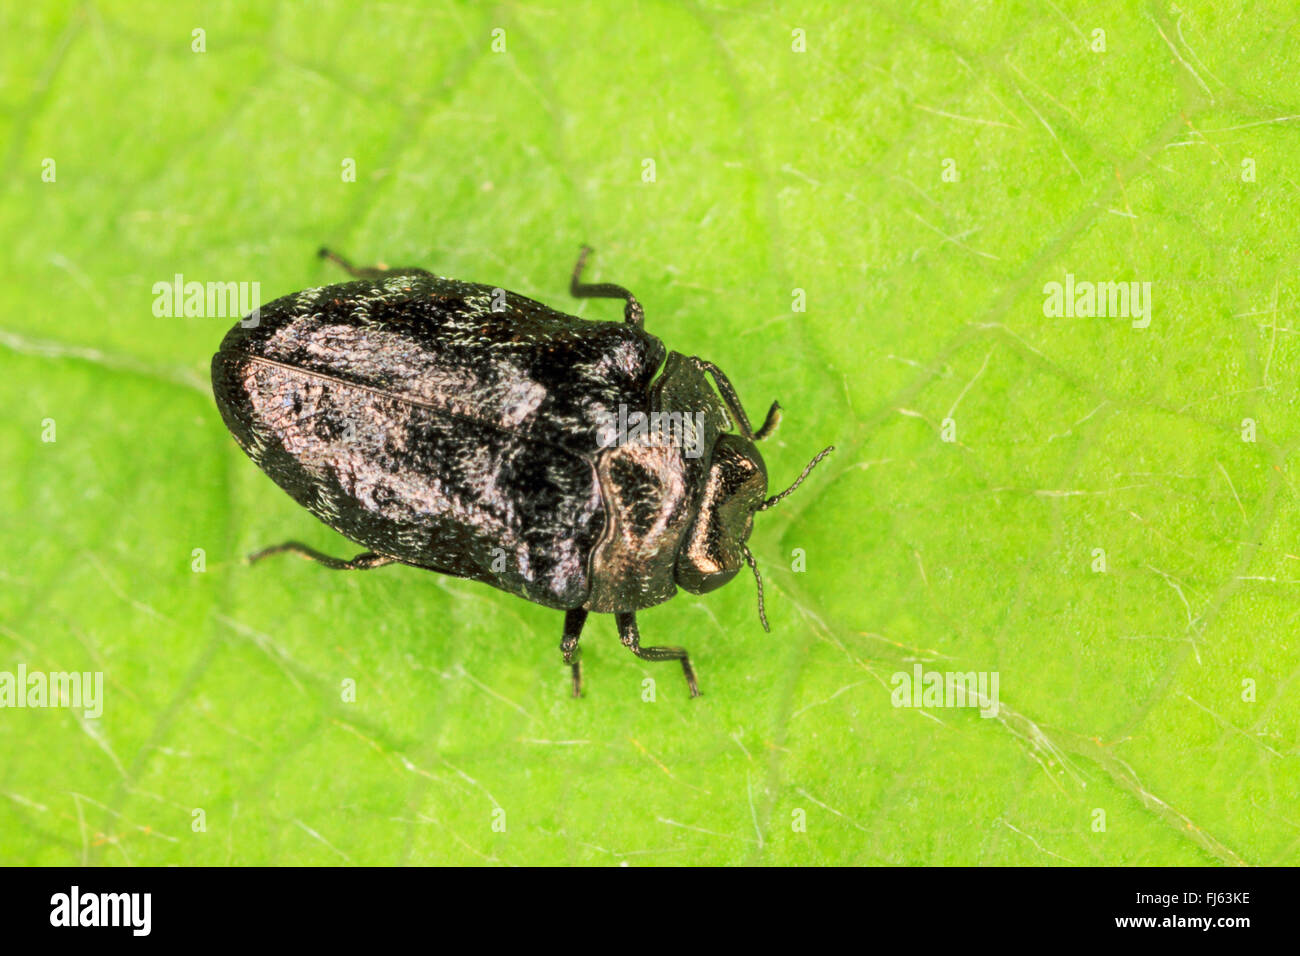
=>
[754,401,782,441]
[569,245,645,329]
[561,608,588,698]
[615,612,700,698]
[692,358,760,440]
[318,246,433,280]
[247,540,395,570]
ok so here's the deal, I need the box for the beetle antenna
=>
[742,545,770,633]
[759,445,834,511]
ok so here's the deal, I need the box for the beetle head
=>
[675,433,768,597]
[676,434,834,631]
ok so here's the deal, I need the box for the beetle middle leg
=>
[247,540,395,570]
[318,246,433,280]
[616,612,700,698]
[560,608,587,698]
[569,245,645,329]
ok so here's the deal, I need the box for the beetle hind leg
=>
[616,612,700,698]
[569,245,645,329]
[247,540,395,570]
[561,609,588,698]
[318,246,433,280]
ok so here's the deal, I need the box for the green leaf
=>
[2,0,1296,865]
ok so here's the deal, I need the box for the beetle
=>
[211,246,832,697]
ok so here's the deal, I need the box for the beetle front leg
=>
[247,540,395,570]
[754,401,782,441]
[615,612,700,698]
[695,359,781,443]
[692,357,767,441]
[561,608,588,698]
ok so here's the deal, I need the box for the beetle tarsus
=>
[247,540,394,571]
[319,247,382,277]
[319,246,432,280]
[561,608,588,697]
[616,612,700,698]
[569,245,645,329]
[754,401,782,441]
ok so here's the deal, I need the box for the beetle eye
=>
[693,566,739,593]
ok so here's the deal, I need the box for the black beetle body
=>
[212,248,831,697]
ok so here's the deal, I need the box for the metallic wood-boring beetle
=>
[211,247,832,697]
